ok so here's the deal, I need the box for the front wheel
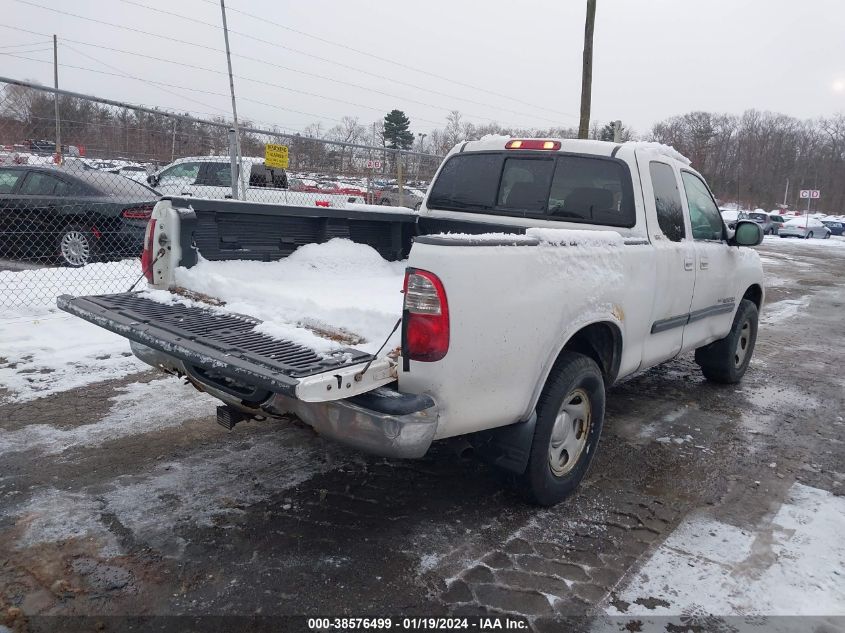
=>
[57,224,96,267]
[695,299,759,384]
[806,231,814,239]
[519,351,605,506]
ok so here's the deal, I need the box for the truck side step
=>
[216,405,251,430]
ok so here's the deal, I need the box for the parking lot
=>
[1,236,844,631]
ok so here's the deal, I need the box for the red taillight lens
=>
[506,139,561,150]
[140,218,157,282]
[315,200,331,207]
[122,205,153,220]
[403,269,449,362]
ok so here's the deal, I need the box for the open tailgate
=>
[57,292,393,401]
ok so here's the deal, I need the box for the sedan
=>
[821,220,844,236]
[0,165,158,267]
[748,211,777,235]
[778,217,832,239]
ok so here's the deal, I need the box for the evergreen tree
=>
[383,109,414,149]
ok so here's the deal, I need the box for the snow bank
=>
[171,239,406,356]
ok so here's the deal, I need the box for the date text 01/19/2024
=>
[307,616,529,631]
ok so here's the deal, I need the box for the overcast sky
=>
[3,0,844,140]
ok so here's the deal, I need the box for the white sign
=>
[366,160,382,169]
[799,189,821,199]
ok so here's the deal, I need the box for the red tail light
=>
[315,200,331,207]
[505,139,561,150]
[403,269,449,362]
[122,205,153,220]
[140,218,157,282]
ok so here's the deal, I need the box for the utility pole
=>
[53,34,62,164]
[170,119,177,162]
[220,0,244,199]
[782,178,789,208]
[578,0,597,139]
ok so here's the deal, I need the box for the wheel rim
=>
[735,320,751,368]
[548,388,591,477]
[60,230,91,266]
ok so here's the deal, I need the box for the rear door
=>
[637,157,698,367]
[679,170,739,349]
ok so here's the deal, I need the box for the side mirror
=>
[731,220,764,247]
[147,174,159,186]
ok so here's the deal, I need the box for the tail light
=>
[122,205,153,220]
[403,269,449,362]
[315,200,331,207]
[140,219,157,282]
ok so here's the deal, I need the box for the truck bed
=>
[57,292,372,398]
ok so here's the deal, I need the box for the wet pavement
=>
[1,237,843,631]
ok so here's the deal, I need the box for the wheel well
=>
[559,322,622,385]
[742,284,763,309]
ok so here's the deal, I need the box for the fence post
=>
[396,150,404,208]
[228,128,239,200]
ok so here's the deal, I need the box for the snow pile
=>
[170,239,406,356]
[624,141,691,165]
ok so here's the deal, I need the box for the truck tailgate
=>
[57,292,374,398]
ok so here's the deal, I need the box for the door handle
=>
[684,256,694,271]
[700,258,709,270]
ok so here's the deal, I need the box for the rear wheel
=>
[806,231,814,239]
[57,224,96,267]
[695,299,758,384]
[519,351,605,506]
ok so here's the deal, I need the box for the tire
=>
[807,231,814,239]
[57,223,96,267]
[379,198,391,206]
[695,299,759,384]
[519,351,605,506]
[824,232,831,239]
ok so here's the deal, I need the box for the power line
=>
[192,0,579,120]
[0,40,52,48]
[0,52,346,124]
[13,0,571,127]
[121,0,575,125]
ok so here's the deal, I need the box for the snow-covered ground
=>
[0,260,146,403]
[607,483,845,617]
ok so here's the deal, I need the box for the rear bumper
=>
[131,342,438,459]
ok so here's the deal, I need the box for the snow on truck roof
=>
[454,136,691,165]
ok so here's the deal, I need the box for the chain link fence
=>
[0,78,444,309]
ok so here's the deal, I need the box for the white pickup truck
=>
[147,156,366,207]
[60,138,765,506]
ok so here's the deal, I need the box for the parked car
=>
[768,212,786,233]
[719,208,748,230]
[115,165,150,183]
[147,157,366,207]
[0,165,158,266]
[821,220,844,236]
[778,217,831,239]
[747,210,777,235]
[61,139,764,506]
[375,186,424,210]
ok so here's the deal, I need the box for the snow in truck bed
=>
[148,239,407,357]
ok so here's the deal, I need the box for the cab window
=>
[681,171,723,241]
[649,162,685,242]
[158,162,200,184]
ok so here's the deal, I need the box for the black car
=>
[821,220,844,236]
[0,165,158,267]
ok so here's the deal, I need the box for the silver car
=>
[778,217,831,239]
[748,211,777,235]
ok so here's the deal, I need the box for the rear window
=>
[749,213,768,221]
[428,152,634,227]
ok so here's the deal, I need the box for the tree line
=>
[2,83,842,209]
